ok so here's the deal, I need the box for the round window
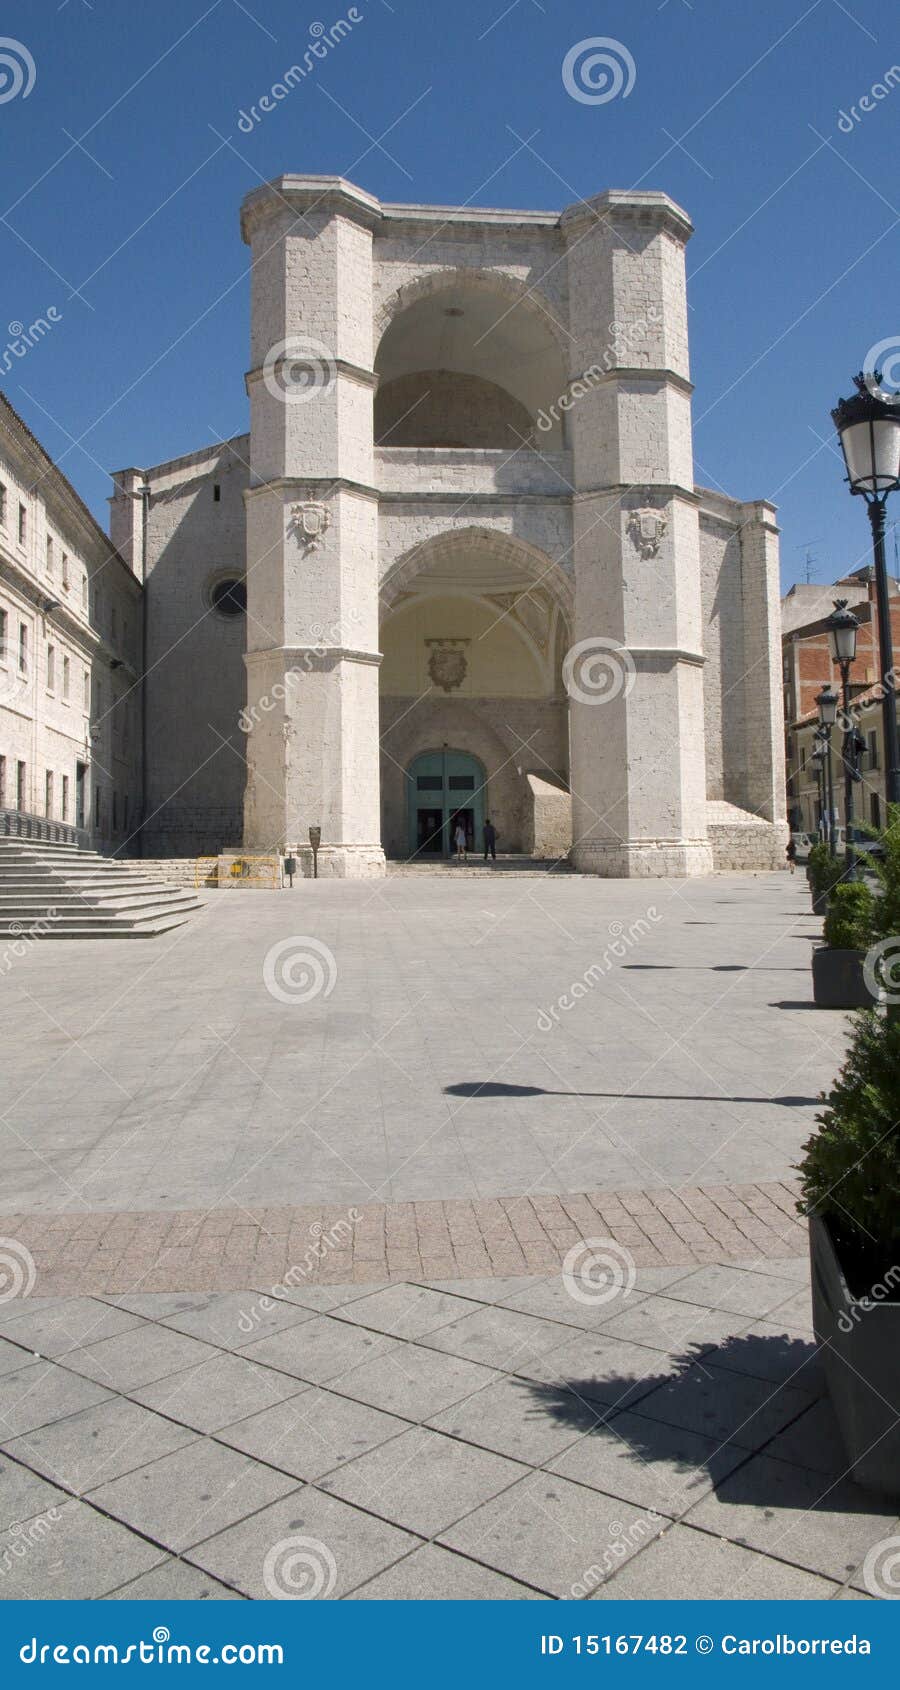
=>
[210,577,246,618]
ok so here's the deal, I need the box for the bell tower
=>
[240,176,385,877]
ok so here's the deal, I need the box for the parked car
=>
[790,830,815,863]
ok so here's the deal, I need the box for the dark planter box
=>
[809,1213,900,1498]
[811,945,880,1009]
[811,888,830,917]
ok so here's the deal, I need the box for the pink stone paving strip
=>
[8,1180,807,1296]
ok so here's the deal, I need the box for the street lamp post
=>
[811,738,827,838]
[817,685,839,855]
[832,374,900,808]
[827,599,861,880]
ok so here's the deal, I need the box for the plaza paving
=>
[1,871,843,1217]
[0,870,894,1601]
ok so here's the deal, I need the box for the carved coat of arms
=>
[627,508,668,559]
[426,638,469,693]
[291,502,331,549]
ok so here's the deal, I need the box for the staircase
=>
[0,838,205,939]
[388,855,581,878]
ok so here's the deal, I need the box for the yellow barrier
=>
[218,853,280,889]
[194,856,218,888]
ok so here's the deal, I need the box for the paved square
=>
[0,872,893,1601]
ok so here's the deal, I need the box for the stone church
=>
[104,173,785,877]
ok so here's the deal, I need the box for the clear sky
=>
[2,0,899,589]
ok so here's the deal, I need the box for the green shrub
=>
[823,881,874,951]
[797,1010,900,1291]
[808,839,843,901]
[866,802,900,945]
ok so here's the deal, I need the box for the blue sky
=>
[2,0,899,588]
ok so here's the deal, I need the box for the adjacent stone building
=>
[5,174,788,876]
[0,393,142,849]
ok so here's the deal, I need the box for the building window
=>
[62,654,70,701]
[872,791,881,828]
[61,773,69,821]
[81,575,88,613]
[209,576,247,617]
[83,669,90,711]
[45,771,53,818]
[0,756,5,808]
[61,552,69,590]
[868,730,879,769]
[18,624,27,674]
[0,607,7,659]
[17,505,26,547]
[0,484,6,528]
[46,536,53,576]
[46,644,55,691]
[213,482,221,501]
[16,761,26,811]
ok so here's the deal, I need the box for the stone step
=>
[0,915,192,939]
[0,891,202,914]
[0,839,203,938]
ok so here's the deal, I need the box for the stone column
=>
[738,501,787,823]
[240,176,385,877]
[562,191,712,876]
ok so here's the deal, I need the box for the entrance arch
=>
[407,749,486,858]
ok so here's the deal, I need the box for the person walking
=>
[483,818,497,862]
[786,836,797,875]
[453,819,467,862]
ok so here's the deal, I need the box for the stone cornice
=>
[245,645,382,669]
[376,490,572,507]
[244,358,376,397]
[575,365,693,396]
[240,177,692,245]
[560,190,693,244]
[243,476,380,504]
[241,175,382,242]
[623,645,705,667]
[574,483,702,506]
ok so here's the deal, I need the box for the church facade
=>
[102,174,785,877]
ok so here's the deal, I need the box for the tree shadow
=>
[622,964,806,973]
[444,1082,818,1106]
[514,1331,892,1510]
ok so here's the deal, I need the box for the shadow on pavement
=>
[444,1082,818,1106]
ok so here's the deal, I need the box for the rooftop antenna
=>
[795,540,822,584]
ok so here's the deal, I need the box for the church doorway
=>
[406,750,485,858]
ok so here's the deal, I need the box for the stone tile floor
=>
[0,873,845,1215]
[0,1263,894,1600]
[0,872,892,1601]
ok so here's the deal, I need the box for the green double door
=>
[407,750,485,857]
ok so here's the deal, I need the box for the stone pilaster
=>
[562,192,712,876]
[240,177,385,875]
[737,501,787,824]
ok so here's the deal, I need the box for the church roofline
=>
[239,175,692,241]
[109,433,250,485]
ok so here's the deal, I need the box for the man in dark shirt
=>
[483,818,497,862]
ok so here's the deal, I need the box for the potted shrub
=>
[807,839,843,916]
[811,881,879,1008]
[798,1010,900,1497]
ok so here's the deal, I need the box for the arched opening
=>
[379,528,573,859]
[374,275,569,450]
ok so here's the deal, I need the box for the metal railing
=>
[0,808,91,848]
